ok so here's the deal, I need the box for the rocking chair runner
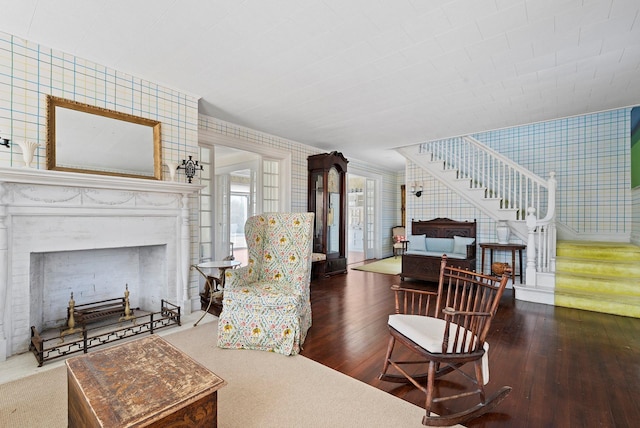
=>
[379,256,512,426]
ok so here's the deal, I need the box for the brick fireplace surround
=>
[0,167,201,361]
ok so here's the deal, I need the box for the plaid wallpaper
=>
[407,108,635,255]
[198,115,404,256]
[4,29,636,264]
[0,32,198,171]
[0,31,202,304]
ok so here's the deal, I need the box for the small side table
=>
[480,243,526,284]
[394,240,409,257]
[192,260,241,326]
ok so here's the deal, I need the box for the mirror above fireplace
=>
[46,95,162,180]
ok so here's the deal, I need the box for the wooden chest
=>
[66,335,226,427]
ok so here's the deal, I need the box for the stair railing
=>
[419,137,558,286]
[420,136,549,220]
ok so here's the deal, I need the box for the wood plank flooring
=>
[301,263,640,428]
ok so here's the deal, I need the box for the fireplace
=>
[31,245,166,331]
[0,167,201,360]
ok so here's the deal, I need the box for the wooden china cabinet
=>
[308,151,348,276]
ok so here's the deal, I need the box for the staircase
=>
[399,137,640,318]
[397,137,554,242]
[555,241,640,318]
[398,137,557,288]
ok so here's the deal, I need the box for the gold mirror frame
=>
[46,96,162,180]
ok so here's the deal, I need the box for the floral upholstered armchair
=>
[217,212,314,355]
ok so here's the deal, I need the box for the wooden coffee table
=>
[66,335,226,427]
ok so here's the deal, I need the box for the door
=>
[364,177,377,258]
[347,174,365,263]
[347,172,381,262]
[214,173,231,260]
[215,148,259,262]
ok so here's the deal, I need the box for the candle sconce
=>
[178,155,203,183]
[409,182,423,197]
[0,131,10,148]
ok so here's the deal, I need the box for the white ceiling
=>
[2,1,639,170]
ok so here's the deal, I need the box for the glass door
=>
[347,173,379,261]
[214,173,231,261]
[364,177,376,258]
[347,174,365,263]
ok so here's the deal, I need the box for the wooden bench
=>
[400,218,477,283]
[68,297,133,327]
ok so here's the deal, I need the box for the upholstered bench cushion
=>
[404,235,475,259]
[405,250,467,259]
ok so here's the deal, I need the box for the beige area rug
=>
[351,257,401,275]
[0,320,434,427]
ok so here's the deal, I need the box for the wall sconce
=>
[0,131,10,148]
[410,182,423,197]
[178,155,203,183]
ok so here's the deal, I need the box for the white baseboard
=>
[513,284,554,306]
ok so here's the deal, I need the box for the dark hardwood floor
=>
[301,263,640,428]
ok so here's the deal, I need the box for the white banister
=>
[415,138,557,294]
[421,137,549,220]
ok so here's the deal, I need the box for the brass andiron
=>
[60,292,82,343]
[119,284,136,323]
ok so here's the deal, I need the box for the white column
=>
[0,183,8,360]
[180,193,191,314]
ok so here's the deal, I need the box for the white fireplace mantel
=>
[0,167,200,194]
[0,167,204,361]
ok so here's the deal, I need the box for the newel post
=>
[525,207,538,286]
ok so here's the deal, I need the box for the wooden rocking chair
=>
[379,256,512,426]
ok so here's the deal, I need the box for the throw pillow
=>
[453,236,476,255]
[406,234,426,251]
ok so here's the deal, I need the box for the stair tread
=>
[556,259,640,278]
[557,241,640,259]
[555,283,640,297]
[556,275,640,283]
[558,240,640,248]
[555,294,640,318]
[556,288,640,301]
[556,270,640,279]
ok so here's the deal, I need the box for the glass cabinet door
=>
[327,167,340,255]
[307,151,348,276]
[312,172,324,253]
